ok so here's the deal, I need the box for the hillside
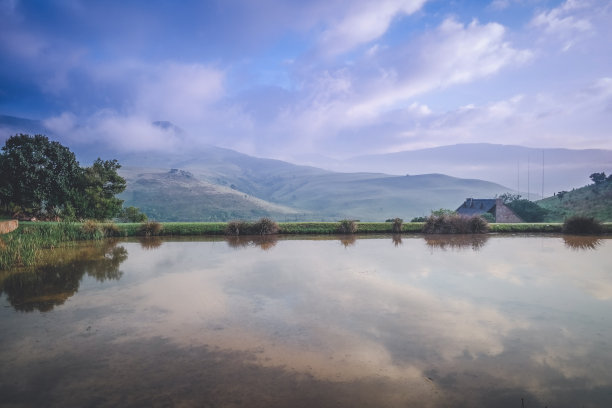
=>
[118,152,510,222]
[537,180,612,221]
[119,168,302,222]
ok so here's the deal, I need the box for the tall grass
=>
[0,221,107,270]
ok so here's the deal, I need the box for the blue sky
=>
[1,0,611,163]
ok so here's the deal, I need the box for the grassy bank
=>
[2,220,611,270]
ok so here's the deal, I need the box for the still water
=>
[1,234,611,407]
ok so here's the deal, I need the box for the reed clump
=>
[225,220,248,236]
[562,215,602,235]
[140,221,163,236]
[391,218,403,233]
[250,217,279,235]
[422,214,489,234]
[337,219,358,234]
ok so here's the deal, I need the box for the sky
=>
[1,0,611,164]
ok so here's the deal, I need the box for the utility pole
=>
[527,155,530,201]
[541,150,545,199]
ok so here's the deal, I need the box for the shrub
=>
[81,220,103,239]
[423,214,489,234]
[140,221,163,236]
[102,223,120,237]
[480,212,495,223]
[337,219,358,234]
[563,215,602,235]
[391,217,403,233]
[225,220,248,236]
[251,217,279,235]
[118,206,148,223]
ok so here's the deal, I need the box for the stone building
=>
[456,198,523,223]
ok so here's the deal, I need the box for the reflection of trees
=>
[225,235,278,251]
[563,235,602,251]
[391,234,402,247]
[138,237,163,250]
[0,242,127,312]
[339,235,356,247]
[424,234,489,251]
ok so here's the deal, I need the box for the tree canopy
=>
[0,134,128,220]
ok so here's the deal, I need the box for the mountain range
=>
[2,115,610,221]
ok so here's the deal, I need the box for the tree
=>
[497,192,521,204]
[0,134,82,216]
[590,172,606,184]
[0,134,126,220]
[75,159,126,220]
[506,199,549,222]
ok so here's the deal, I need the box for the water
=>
[1,234,611,407]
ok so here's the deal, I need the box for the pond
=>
[1,234,611,407]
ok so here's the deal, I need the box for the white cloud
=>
[347,18,531,117]
[317,0,427,56]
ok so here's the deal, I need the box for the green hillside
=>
[537,180,612,221]
[119,168,303,222]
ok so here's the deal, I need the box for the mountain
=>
[116,146,510,221]
[120,168,301,222]
[334,143,612,196]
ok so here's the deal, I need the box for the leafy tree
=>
[430,208,456,216]
[75,159,126,220]
[118,206,148,222]
[0,134,126,221]
[556,191,567,200]
[590,172,606,184]
[0,134,82,216]
[506,199,549,222]
[497,192,521,203]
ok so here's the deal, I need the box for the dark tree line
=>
[0,134,127,220]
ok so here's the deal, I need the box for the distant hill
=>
[117,147,510,221]
[119,168,302,222]
[537,180,612,221]
[336,143,612,195]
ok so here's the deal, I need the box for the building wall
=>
[494,199,523,223]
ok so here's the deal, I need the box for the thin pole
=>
[541,150,545,199]
[517,160,520,195]
[527,155,530,201]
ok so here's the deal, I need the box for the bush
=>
[140,221,163,236]
[251,217,279,235]
[118,206,148,223]
[337,219,358,234]
[391,217,403,233]
[563,215,602,235]
[81,220,104,239]
[480,212,495,223]
[422,214,489,234]
[225,220,248,236]
[102,222,120,237]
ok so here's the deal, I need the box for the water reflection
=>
[138,236,164,250]
[391,234,402,247]
[339,235,356,247]
[226,235,278,251]
[423,234,489,251]
[1,235,611,407]
[563,235,602,250]
[0,241,127,312]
